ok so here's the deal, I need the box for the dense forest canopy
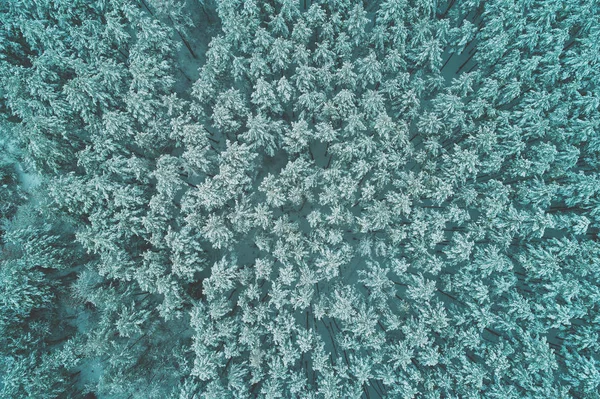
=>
[1,0,600,398]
